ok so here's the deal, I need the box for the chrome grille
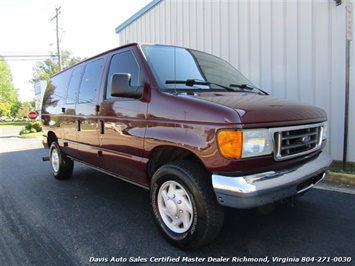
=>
[272,123,324,161]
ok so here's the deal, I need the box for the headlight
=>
[217,129,272,159]
[242,129,272,158]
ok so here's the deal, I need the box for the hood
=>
[196,92,327,126]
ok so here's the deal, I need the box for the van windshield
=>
[141,45,258,93]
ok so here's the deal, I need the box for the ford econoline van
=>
[42,43,332,249]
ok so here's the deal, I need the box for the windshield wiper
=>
[165,79,268,95]
[166,79,235,92]
[230,83,269,95]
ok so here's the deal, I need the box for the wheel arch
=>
[47,131,58,148]
[147,145,207,180]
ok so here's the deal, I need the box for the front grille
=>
[272,123,324,161]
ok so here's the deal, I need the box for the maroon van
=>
[42,43,332,249]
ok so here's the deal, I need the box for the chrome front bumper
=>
[212,151,333,209]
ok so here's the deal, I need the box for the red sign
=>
[28,111,38,120]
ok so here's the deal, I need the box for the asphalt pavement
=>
[0,128,354,265]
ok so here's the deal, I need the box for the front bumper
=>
[212,151,333,209]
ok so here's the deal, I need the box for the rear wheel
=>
[150,161,224,249]
[49,142,73,180]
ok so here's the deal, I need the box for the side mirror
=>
[110,73,143,99]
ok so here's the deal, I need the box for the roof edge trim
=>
[115,0,161,34]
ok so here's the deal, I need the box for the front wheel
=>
[49,142,73,180]
[150,161,224,249]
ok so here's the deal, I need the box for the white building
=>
[116,0,355,162]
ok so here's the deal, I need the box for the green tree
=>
[16,101,35,118]
[0,56,20,116]
[31,50,84,84]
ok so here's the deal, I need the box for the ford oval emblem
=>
[302,135,311,144]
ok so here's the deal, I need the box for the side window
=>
[66,65,84,104]
[106,51,143,99]
[50,70,72,106]
[78,59,104,104]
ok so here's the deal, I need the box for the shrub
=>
[19,129,26,135]
[25,121,42,132]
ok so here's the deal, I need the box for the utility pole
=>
[50,6,62,71]
[343,0,352,171]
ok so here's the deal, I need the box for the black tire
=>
[150,161,224,249]
[49,142,73,180]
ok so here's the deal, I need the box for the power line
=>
[2,55,55,58]
[1,54,57,61]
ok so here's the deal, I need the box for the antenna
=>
[50,6,62,71]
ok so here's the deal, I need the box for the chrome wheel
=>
[51,147,60,173]
[49,142,73,180]
[150,161,224,249]
[157,180,193,233]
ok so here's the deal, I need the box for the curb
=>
[326,172,355,186]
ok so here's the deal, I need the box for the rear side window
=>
[106,51,143,99]
[78,59,104,103]
[67,65,84,104]
[49,70,73,106]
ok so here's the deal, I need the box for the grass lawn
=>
[330,161,355,175]
[0,121,28,128]
[0,121,42,137]
[18,132,42,138]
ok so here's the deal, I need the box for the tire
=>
[49,142,73,180]
[150,161,224,249]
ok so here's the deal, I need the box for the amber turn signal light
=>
[217,130,243,159]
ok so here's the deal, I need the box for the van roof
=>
[51,42,140,77]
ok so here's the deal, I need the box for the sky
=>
[0,0,152,102]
